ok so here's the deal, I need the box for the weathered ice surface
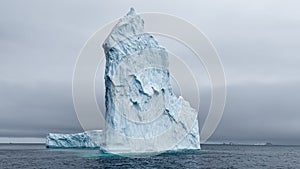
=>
[46,130,103,148]
[103,8,200,153]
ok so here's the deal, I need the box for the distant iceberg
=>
[46,130,103,148]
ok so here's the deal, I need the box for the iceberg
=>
[103,8,200,153]
[46,130,103,148]
[46,8,201,153]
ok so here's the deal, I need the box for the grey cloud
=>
[0,0,300,144]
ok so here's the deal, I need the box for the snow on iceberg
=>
[46,130,103,148]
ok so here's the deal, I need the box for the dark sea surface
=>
[1,144,300,169]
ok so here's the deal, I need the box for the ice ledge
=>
[46,130,103,148]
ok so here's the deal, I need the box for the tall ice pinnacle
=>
[103,8,200,153]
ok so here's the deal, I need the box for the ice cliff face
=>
[46,130,103,148]
[103,8,200,153]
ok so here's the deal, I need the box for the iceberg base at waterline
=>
[45,130,201,156]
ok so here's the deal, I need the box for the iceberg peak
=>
[102,8,144,51]
[127,7,136,16]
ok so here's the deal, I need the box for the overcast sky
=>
[0,0,300,144]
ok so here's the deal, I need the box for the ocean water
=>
[1,144,300,169]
